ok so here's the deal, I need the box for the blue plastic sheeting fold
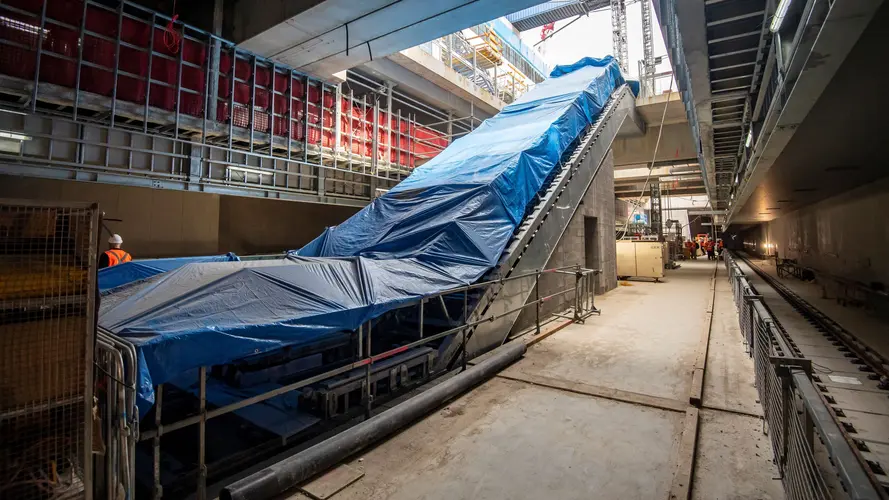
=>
[98,253,239,292]
[99,57,628,418]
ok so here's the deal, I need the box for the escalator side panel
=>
[437,87,635,368]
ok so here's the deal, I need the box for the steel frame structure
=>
[0,0,465,206]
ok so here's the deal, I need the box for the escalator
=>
[438,83,636,369]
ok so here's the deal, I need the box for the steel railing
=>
[723,252,881,499]
[0,0,458,205]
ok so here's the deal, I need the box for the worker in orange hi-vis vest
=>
[99,234,132,269]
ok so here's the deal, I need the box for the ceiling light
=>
[771,0,793,32]
[745,129,753,148]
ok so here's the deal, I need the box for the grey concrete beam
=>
[612,122,698,167]
[235,0,543,80]
[674,0,716,207]
[358,58,495,120]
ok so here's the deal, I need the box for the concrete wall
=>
[514,150,617,331]
[612,123,697,167]
[0,175,359,257]
[0,175,220,257]
[218,196,358,254]
[762,176,889,286]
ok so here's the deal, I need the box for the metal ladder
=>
[436,84,636,369]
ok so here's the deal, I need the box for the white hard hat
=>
[108,234,123,245]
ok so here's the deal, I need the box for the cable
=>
[534,15,584,47]
[164,0,181,54]
[95,361,134,390]
[617,72,675,239]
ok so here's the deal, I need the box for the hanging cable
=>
[618,72,675,239]
[164,0,181,54]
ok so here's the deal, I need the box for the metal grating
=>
[0,199,98,500]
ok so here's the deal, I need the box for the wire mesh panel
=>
[783,395,831,500]
[0,199,98,500]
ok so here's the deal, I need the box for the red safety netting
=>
[0,0,448,170]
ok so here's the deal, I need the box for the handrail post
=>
[462,289,468,371]
[573,266,582,322]
[535,272,541,335]
[197,367,207,500]
[153,384,164,500]
[364,321,373,418]
[419,298,424,339]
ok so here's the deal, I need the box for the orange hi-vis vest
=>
[104,248,132,267]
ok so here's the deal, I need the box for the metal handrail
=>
[723,252,881,499]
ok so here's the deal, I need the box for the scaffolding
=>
[419,27,535,104]
[0,0,470,207]
[610,0,629,74]
[640,0,656,96]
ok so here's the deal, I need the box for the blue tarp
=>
[99,57,629,417]
[98,253,240,292]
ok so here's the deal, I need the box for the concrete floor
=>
[292,260,784,500]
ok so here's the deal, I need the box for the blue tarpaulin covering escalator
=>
[98,253,240,292]
[98,57,630,417]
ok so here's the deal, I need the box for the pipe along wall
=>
[221,341,527,500]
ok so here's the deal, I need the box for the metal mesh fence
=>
[784,394,831,500]
[0,199,98,500]
[724,252,879,500]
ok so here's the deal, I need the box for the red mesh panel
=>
[414,125,447,159]
[148,57,175,110]
[0,13,39,80]
[117,45,147,103]
[39,22,77,87]
[85,5,117,37]
[272,115,289,137]
[47,0,85,26]
[181,39,206,66]
[120,17,150,46]
[4,0,42,15]
[81,35,114,96]
[254,87,269,109]
[179,92,204,117]
[273,71,289,93]
[254,65,270,87]
[292,78,304,99]
[219,53,251,83]
[307,84,334,107]
[272,93,288,113]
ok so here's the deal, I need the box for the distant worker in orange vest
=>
[99,234,132,269]
[704,238,716,260]
[684,239,695,259]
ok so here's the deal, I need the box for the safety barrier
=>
[723,252,880,499]
[0,0,449,204]
[0,198,99,500]
[100,263,598,499]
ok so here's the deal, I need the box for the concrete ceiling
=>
[732,2,889,223]
[233,0,543,79]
